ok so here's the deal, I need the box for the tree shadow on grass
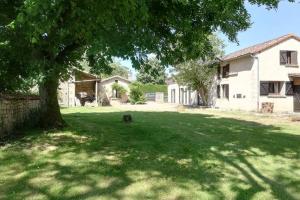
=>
[0,111,300,200]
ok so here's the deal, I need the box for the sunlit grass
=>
[0,108,300,200]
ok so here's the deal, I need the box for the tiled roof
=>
[222,34,300,61]
[100,75,131,84]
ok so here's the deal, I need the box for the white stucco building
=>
[168,34,300,113]
[58,70,131,107]
[167,79,201,106]
[216,34,300,113]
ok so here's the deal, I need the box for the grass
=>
[1,107,300,200]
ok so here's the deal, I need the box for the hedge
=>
[137,84,168,93]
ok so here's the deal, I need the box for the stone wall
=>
[0,94,40,138]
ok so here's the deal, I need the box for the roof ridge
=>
[222,33,300,61]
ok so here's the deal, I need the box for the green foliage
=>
[138,84,167,94]
[174,34,225,106]
[0,0,292,125]
[103,62,129,79]
[129,82,146,104]
[112,83,127,97]
[136,58,166,84]
[0,0,288,93]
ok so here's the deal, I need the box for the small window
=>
[268,82,283,95]
[115,80,118,83]
[280,51,298,65]
[260,81,283,96]
[222,84,229,99]
[222,65,230,78]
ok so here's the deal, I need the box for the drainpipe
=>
[251,54,260,112]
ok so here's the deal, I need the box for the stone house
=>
[58,70,131,107]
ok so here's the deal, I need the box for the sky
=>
[120,1,300,79]
[221,1,300,54]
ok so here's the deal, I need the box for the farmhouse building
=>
[58,70,131,107]
[168,34,300,113]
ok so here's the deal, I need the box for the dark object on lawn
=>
[123,114,132,123]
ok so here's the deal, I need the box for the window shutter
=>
[260,82,269,96]
[286,81,294,96]
[280,51,287,65]
[291,51,298,65]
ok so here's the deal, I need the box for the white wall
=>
[168,83,198,106]
[216,38,300,113]
[99,77,130,99]
[216,56,258,111]
[257,38,300,112]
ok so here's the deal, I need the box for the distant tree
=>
[174,35,225,106]
[104,62,129,79]
[136,59,166,84]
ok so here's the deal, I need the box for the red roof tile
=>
[222,34,300,61]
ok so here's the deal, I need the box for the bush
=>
[129,82,146,104]
[112,83,127,98]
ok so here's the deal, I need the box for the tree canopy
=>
[0,0,290,127]
[136,58,166,84]
[174,34,225,106]
[104,62,130,79]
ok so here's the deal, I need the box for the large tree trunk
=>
[198,87,209,106]
[39,73,65,129]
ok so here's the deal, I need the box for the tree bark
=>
[198,87,208,106]
[39,73,65,129]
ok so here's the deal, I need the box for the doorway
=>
[294,85,300,112]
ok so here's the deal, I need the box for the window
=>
[280,51,298,65]
[222,65,230,78]
[217,85,221,98]
[260,81,283,96]
[115,80,118,83]
[222,84,229,99]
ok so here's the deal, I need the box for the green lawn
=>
[1,107,300,200]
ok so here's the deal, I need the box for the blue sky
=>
[121,1,300,79]
[221,1,300,54]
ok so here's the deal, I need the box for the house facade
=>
[58,70,131,107]
[168,34,300,112]
[216,34,300,113]
[167,79,200,106]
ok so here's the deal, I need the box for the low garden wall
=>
[0,94,41,138]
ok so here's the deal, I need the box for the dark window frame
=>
[260,81,284,96]
[222,65,230,78]
[222,84,229,99]
[280,50,298,65]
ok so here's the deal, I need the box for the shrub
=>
[112,83,127,98]
[139,84,167,93]
[129,82,146,104]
